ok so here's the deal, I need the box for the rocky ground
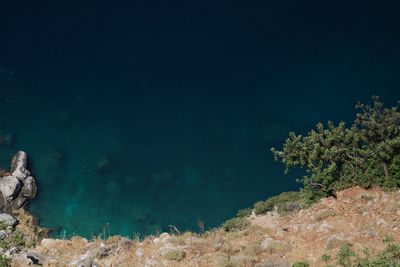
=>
[3,186,400,266]
[2,152,400,266]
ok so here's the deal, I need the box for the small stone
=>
[260,237,284,252]
[159,232,170,240]
[367,228,377,238]
[261,237,276,250]
[69,252,92,267]
[41,238,59,247]
[318,222,331,232]
[377,218,390,228]
[96,245,112,258]
[135,248,144,257]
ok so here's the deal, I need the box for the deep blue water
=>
[0,1,399,238]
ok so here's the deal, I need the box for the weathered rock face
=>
[11,151,30,180]
[0,151,37,212]
[0,176,21,201]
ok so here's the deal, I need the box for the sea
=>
[0,1,399,238]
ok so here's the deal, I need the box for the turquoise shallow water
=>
[0,1,400,238]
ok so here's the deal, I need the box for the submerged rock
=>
[0,130,14,147]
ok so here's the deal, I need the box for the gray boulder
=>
[11,151,30,180]
[21,176,37,198]
[26,251,48,265]
[0,175,21,201]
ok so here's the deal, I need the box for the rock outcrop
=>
[0,151,37,212]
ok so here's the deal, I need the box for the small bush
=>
[0,222,8,231]
[163,250,186,261]
[292,261,309,267]
[254,191,302,215]
[0,255,10,267]
[9,231,25,247]
[336,243,356,266]
[236,208,252,218]
[315,209,336,221]
[321,254,331,262]
[222,217,249,232]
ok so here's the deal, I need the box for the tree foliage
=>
[272,96,400,201]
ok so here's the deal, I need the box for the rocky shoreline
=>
[0,151,45,265]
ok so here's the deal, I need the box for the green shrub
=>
[0,255,10,267]
[321,254,331,262]
[292,260,309,267]
[0,222,8,231]
[272,96,400,202]
[254,191,302,215]
[344,240,400,266]
[336,244,356,266]
[315,209,336,221]
[163,250,186,261]
[222,217,249,232]
[9,231,25,247]
[236,208,252,218]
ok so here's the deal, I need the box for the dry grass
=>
[11,186,400,267]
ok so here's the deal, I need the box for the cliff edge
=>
[5,186,400,266]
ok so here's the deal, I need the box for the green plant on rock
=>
[9,230,25,247]
[236,207,252,218]
[292,260,310,267]
[0,255,10,267]
[336,243,356,266]
[254,191,302,215]
[0,222,8,231]
[272,96,400,202]
[222,217,249,232]
[321,254,331,262]
[163,250,186,261]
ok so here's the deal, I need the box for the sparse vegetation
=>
[336,243,356,266]
[321,254,331,262]
[0,222,7,231]
[254,191,302,215]
[328,237,400,266]
[0,255,10,267]
[0,230,26,250]
[292,260,310,267]
[315,209,336,221]
[163,250,186,261]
